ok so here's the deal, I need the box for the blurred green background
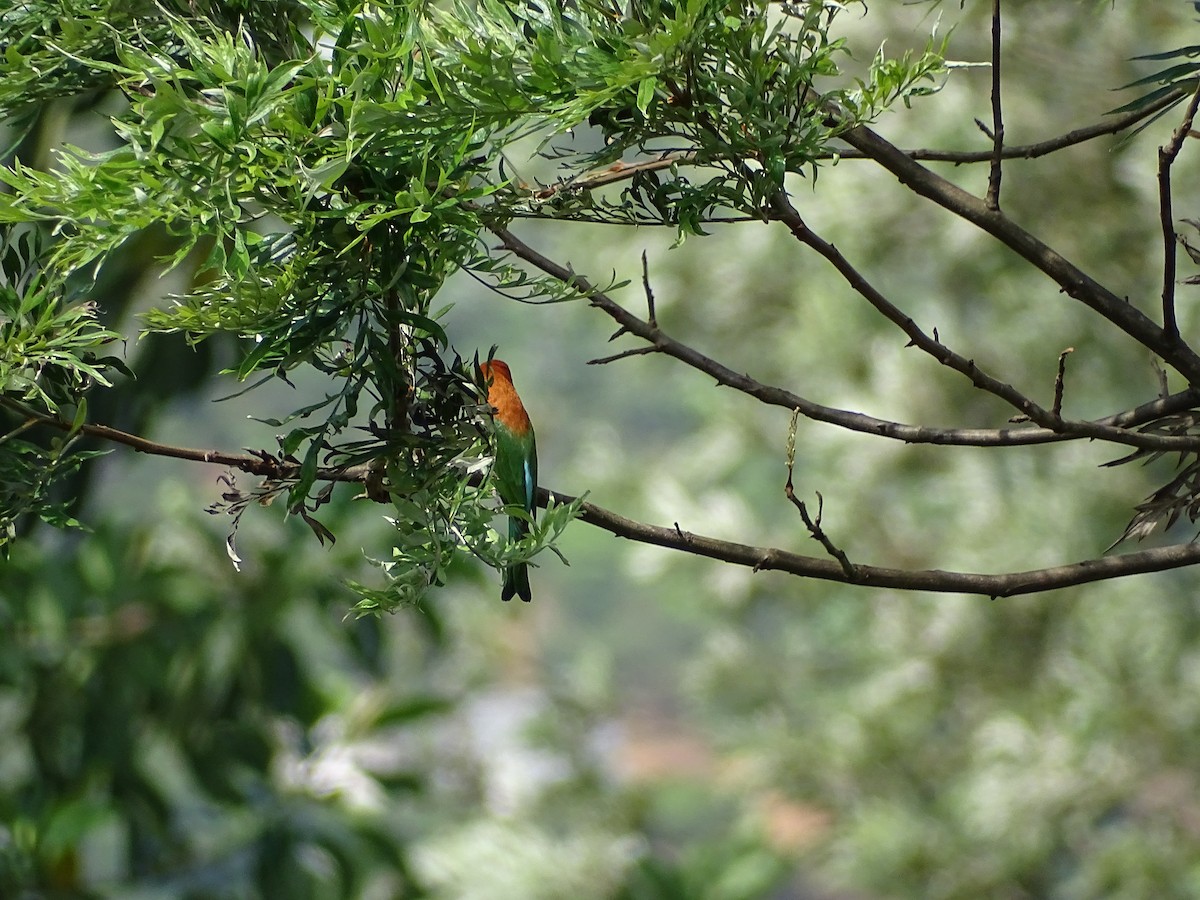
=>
[5,2,1200,898]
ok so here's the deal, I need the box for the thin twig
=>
[1153,355,1171,400]
[846,87,1187,162]
[1052,347,1074,418]
[1157,80,1200,342]
[505,209,758,226]
[589,345,659,365]
[986,0,1004,210]
[641,250,657,327]
[0,415,40,445]
[784,409,855,577]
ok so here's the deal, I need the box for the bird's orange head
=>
[479,359,513,386]
[479,359,531,434]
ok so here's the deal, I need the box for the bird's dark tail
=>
[502,562,531,602]
[502,515,532,602]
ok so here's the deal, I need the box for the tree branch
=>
[496,86,1189,214]
[985,0,1004,210]
[12,397,1200,597]
[768,194,1200,449]
[785,409,856,578]
[846,85,1189,163]
[489,224,1200,452]
[555,485,1200,598]
[770,192,1200,449]
[1157,80,1200,342]
[1052,347,1073,419]
[2,398,372,484]
[833,116,1200,384]
[769,193,1052,421]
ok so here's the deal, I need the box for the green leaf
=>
[636,76,656,116]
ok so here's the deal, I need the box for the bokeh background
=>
[5,2,1200,897]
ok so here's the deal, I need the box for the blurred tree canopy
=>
[6,1,1200,898]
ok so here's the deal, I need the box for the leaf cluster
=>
[448,0,945,235]
[1104,411,1200,546]
[1114,41,1200,124]
[0,0,947,602]
[0,226,124,550]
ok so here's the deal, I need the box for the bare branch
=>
[489,224,1200,452]
[550,484,1200,597]
[769,192,1052,420]
[986,0,1004,210]
[875,86,1191,163]
[3,398,372,485]
[781,488,856,579]
[589,345,659,365]
[768,193,1200,451]
[1157,81,1200,342]
[833,115,1200,384]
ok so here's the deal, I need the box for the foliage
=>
[0,498,435,896]
[0,227,123,549]
[8,1,1200,899]
[0,0,943,607]
[1114,39,1200,124]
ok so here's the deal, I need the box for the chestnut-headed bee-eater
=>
[480,359,537,601]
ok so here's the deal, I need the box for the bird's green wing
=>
[494,423,537,530]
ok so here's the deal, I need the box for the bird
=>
[480,359,538,601]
